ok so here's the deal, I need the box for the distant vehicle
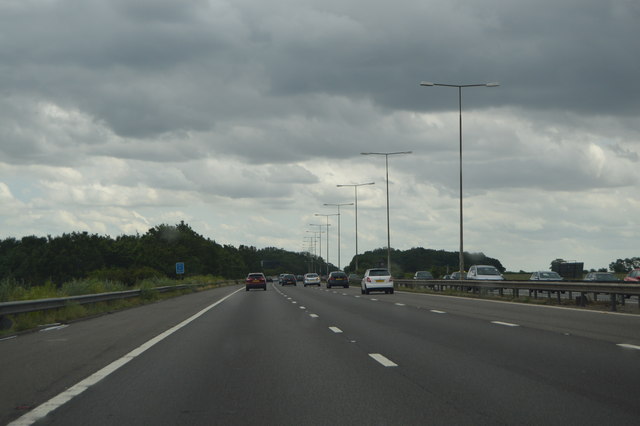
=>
[442,274,451,280]
[584,272,619,282]
[361,268,394,295]
[530,271,563,281]
[413,271,434,280]
[450,271,466,280]
[467,265,503,280]
[296,275,304,282]
[327,271,349,289]
[278,274,287,284]
[348,274,360,284]
[623,269,640,282]
[280,274,297,286]
[303,273,321,287]
[245,272,267,291]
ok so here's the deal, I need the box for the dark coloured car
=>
[280,274,297,286]
[584,272,619,282]
[413,271,434,280]
[327,271,349,289]
[245,272,267,291]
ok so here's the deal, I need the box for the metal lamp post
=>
[323,203,354,271]
[314,213,336,275]
[336,182,375,274]
[419,81,499,279]
[360,151,411,274]
[309,224,325,271]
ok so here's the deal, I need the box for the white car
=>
[361,268,394,294]
[303,273,321,287]
[530,271,563,281]
[467,265,504,280]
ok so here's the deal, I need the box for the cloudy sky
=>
[1,0,638,273]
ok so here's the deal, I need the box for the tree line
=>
[12,220,634,287]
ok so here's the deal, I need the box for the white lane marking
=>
[40,325,69,332]
[309,314,319,318]
[617,343,640,351]
[291,301,297,304]
[370,299,378,302]
[0,335,17,342]
[355,296,361,298]
[299,306,306,310]
[329,326,343,333]
[394,303,406,306]
[369,353,398,367]
[430,310,446,314]
[491,321,520,327]
[8,287,244,426]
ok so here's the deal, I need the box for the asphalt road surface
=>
[3,283,640,425]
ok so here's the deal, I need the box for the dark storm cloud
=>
[2,0,638,145]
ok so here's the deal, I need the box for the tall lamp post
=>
[419,81,499,278]
[314,213,336,275]
[336,182,375,274]
[323,202,354,271]
[309,224,325,271]
[360,151,411,274]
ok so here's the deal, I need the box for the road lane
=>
[34,283,471,425]
[6,283,640,425]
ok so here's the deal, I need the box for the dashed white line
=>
[291,301,297,304]
[491,321,519,327]
[617,343,640,351]
[430,310,447,314]
[299,306,306,310]
[329,326,343,334]
[369,353,398,367]
[309,314,319,318]
[394,303,406,307]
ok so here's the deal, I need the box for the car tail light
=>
[366,277,372,282]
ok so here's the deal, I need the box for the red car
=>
[624,269,640,282]
[245,272,267,291]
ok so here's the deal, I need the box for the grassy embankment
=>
[0,276,237,336]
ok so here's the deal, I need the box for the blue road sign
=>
[176,262,185,275]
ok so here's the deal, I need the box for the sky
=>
[0,0,639,273]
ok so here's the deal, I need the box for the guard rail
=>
[395,279,640,312]
[0,282,231,317]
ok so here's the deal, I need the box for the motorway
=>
[2,283,640,425]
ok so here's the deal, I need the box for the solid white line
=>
[491,321,520,327]
[430,310,447,314]
[8,287,243,426]
[329,326,343,333]
[369,353,398,367]
[617,343,640,351]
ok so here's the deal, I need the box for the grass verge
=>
[0,276,238,337]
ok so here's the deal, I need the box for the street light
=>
[360,152,412,274]
[309,224,325,271]
[323,203,354,271]
[336,182,375,274]
[419,81,499,279]
[314,213,336,275]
